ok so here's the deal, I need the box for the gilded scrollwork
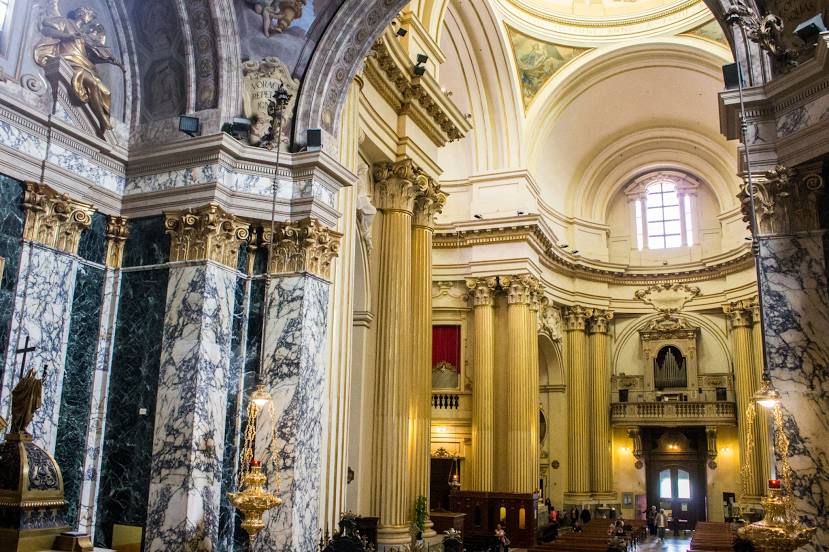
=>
[165,204,251,269]
[22,182,94,255]
[264,217,343,281]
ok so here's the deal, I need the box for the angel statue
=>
[34,2,124,136]
[246,0,307,37]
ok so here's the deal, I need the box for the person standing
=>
[646,505,657,536]
[656,509,667,543]
[580,507,592,525]
[495,523,510,551]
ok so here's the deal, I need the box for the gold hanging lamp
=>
[227,83,292,545]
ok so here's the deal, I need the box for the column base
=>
[377,524,412,548]
[422,518,437,539]
[564,492,592,504]
[592,492,617,502]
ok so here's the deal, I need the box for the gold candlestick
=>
[228,460,283,541]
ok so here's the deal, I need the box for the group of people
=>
[645,505,669,542]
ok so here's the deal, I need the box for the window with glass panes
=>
[646,181,683,249]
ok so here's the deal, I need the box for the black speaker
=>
[307,128,322,151]
[722,63,743,90]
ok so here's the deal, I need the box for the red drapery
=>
[432,325,461,371]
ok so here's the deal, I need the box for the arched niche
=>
[639,316,699,397]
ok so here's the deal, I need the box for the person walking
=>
[656,509,667,543]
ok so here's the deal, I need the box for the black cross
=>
[15,335,36,379]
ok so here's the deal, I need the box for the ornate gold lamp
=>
[227,84,292,545]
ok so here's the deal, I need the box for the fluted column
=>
[750,299,771,482]
[371,159,417,546]
[502,275,540,493]
[565,305,591,500]
[466,277,497,491]
[409,174,446,536]
[589,309,614,498]
[723,301,765,500]
[527,285,543,495]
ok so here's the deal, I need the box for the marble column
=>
[589,309,614,499]
[466,277,497,492]
[0,182,93,451]
[370,159,417,547]
[77,216,128,534]
[746,163,829,548]
[502,275,540,494]
[409,174,446,536]
[565,305,591,501]
[256,217,341,552]
[723,300,766,501]
[144,204,250,551]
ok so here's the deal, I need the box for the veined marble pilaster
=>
[255,274,331,552]
[254,216,339,551]
[145,205,249,550]
[757,233,829,549]
[144,263,239,551]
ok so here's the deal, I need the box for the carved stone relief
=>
[241,57,300,146]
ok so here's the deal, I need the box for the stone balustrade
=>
[611,401,736,426]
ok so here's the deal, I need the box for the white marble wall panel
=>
[777,95,829,138]
[758,233,829,551]
[125,163,337,208]
[0,243,77,452]
[77,268,122,534]
[144,263,237,551]
[0,120,47,159]
[255,275,330,552]
[48,144,126,194]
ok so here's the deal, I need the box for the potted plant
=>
[413,495,428,541]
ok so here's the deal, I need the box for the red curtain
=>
[432,325,461,371]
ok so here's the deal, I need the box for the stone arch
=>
[292,0,770,147]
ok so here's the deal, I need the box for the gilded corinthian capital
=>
[563,305,590,332]
[22,182,94,254]
[466,277,498,307]
[588,309,614,334]
[500,274,539,305]
[723,300,754,328]
[105,215,129,268]
[413,174,447,229]
[263,217,342,281]
[372,159,420,212]
[165,203,251,269]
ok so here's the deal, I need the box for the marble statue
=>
[34,3,124,135]
[10,368,43,435]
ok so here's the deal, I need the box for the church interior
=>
[0,1,827,551]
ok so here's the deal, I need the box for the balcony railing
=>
[432,393,460,410]
[611,401,736,426]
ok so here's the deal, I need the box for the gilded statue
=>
[34,2,124,136]
[10,368,43,435]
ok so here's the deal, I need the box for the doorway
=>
[643,428,707,532]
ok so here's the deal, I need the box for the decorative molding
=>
[639,315,699,342]
[723,1,796,69]
[538,304,563,342]
[105,216,129,269]
[706,427,719,469]
[164,203,251,268]
[740,164,825,235]
[366,37,467,147]
[466,277,498,307]
[634,283,701,315]
[501,274,539,306]
[723,299,754,328]
[433,223,755,285]
[264,217,343,281]
[22,181,94,255]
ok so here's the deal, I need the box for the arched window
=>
[627,172,699,251]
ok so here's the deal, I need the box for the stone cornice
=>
[433,217,755,285]
[365,34,471,147]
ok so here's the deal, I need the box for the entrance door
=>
[644,428,707,532]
